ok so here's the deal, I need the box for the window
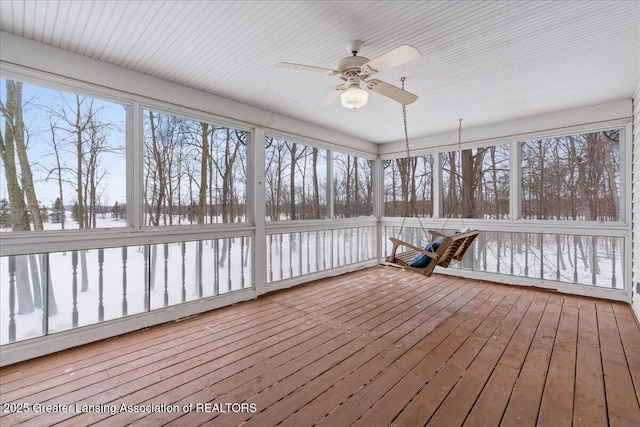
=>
[521,129,620,221]
[333,153,373,218]
[143,109,247,225]
[264,136,327,220]
[442,144,510,219]
[383,154,434,217]
[0,78,127,232]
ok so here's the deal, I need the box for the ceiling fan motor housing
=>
[337,56,370,77]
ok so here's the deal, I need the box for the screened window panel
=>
[264,136,327,221]
[521,130,620,221]
[334,153,373,218]
[383,155,434,217]
[0,78,127,232]
[143,109,247,226]
[442,144,510,219]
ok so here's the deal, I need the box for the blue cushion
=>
[408,239,442,268]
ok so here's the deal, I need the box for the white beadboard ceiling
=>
[1,0,639,144]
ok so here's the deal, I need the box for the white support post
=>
[433,152,442,219]
[622,123,633,301]
[251,128,267,296]
[373,157,383,261]
[620,124,631,224]
[327,149,334,219]
[127,103,144,229]
[510,139,521,220]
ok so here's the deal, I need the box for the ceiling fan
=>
[275,40,421,110]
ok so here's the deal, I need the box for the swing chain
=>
[394,78,468,245]
[458,117,463,152]
[401,77,411,220]
[401,77,411,161]
[397,77,428,239]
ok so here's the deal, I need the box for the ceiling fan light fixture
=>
[340,86,368,109]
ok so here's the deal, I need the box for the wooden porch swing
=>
[386,229,480,277]
[385,80,479,276]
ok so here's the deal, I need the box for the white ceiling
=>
[1,0,639,144]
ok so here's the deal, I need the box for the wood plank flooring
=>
[1,267,639,427]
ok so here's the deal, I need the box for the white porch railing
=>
[266,222,377,284]
[381,218,629,300]
[0,236,253,345]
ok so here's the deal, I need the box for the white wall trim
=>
[264,261,378,293]
[631,79,640,323]
[414,267,631,303]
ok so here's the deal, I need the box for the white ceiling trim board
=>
[379,99,633,158]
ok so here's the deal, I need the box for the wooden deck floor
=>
[1,267,640,427]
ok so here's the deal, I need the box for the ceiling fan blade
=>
[366,79,418,105]
[274,62,338,75]
[361,44,421,74]
[313,86,343,110]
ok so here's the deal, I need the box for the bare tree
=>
[44,111,68,229]
[265,136,286,220]
[0,80,59,314]
[198,123,209,224]
[0,80,35,314]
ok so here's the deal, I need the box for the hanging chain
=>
[398,77,411,235]
[458,117,466,229]
[402,77,411,161]
[397,77,428,238]
[458,117,463,152]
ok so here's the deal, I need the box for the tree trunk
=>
[74,95,85,228]
[80,251,89,292]
[148,111,165,226]
[43,253,58,315]
[198,122,209,224]
[28,254,42,309]
[12,82,43,231]
[51,127,66,229]
[491,147,499,218]
[0,81,31,232]
[1,80,34,314]
[447,153,457,217]
[461,149,475,218]
[396,158,410,217]
[16,256,34,314]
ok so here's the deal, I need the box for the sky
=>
[0,78,127,208]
